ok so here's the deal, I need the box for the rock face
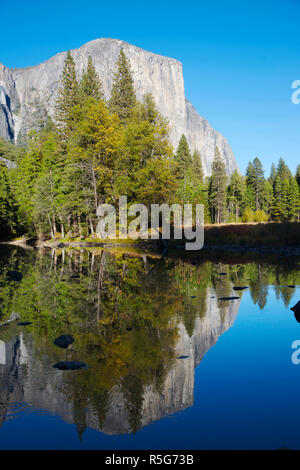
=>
[0,38,238,176]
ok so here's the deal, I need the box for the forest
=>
[0,49,299,241]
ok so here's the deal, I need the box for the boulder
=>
[53,361,88,371]
[53,334,74,349]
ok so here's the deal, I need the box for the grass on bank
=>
[41,222,300,248]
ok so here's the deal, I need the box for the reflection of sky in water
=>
[0,246,299,450]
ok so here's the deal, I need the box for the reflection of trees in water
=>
[0,246,299,437]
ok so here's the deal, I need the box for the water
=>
[0,244,299,450]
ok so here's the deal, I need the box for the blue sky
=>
[1,0,299,174]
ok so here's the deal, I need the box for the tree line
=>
[0,49,299,239]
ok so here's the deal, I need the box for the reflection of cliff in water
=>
[0,290,240,436]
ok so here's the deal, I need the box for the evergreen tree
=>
[54,51,80,139]
[109,49,136,121]
[192,149,204,184]
[269,163,276,186]
[80,56,103,101]
[287,177,300,221]
[263,180,274,219]
[209,147,227,223]
[175,134,192,178]
[272,159,293,221]
[276,157,292,181]
[0,162,19,238]
[246,157,265,210]
[227,170,246,221]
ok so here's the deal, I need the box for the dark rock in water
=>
[7,271,23,282]
[288,285,296,289]
[176,355,189,359]
[218,296,240,301]
[290,301,300,314]
[53,334,74,349]
[17,322,32,326]
[233,286,249,291]
[53,361,88,370]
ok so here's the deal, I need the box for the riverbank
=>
[2,222,300,257]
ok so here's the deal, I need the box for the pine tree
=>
[269,163,276,186]
[227,170,246,222]
[192,149,204,184]
[287,177,300,221]
[175,135,192,178]
[80,56,103,101]
[263,180,274,219]
[276,157,292,181]
[54,51,80,139]
[246,157,265,210]
[271,159,294,221]
[109,49,136,121]
[209,147,227,223]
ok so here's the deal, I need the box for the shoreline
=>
[1,237,300,257]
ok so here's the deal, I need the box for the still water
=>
[0,245,299,450]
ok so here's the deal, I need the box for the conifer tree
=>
[269,163,276,186]
[287,177,300,221]
[0,162,19,237]
[55,51,80,139]
[276,157,292,181]
[227,170,246,221]
[246,157,265,210]
[109,49,136,121]
[209,147,227,223]
[80,56,103,101]
[263,180,274,219]
[175,134,192,178]
[192,149,204,184]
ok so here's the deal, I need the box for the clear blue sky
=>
[1,0,299,174]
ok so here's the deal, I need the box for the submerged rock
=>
[53,361,88,370]
[17,321,32,326]
[7,271,22,282]
[218,296,240,301]
[176,355,189,359]
[233,286,249,291]
[53,334,74,349]
[288,285,296,289]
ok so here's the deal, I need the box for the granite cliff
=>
[0,38,238,176]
